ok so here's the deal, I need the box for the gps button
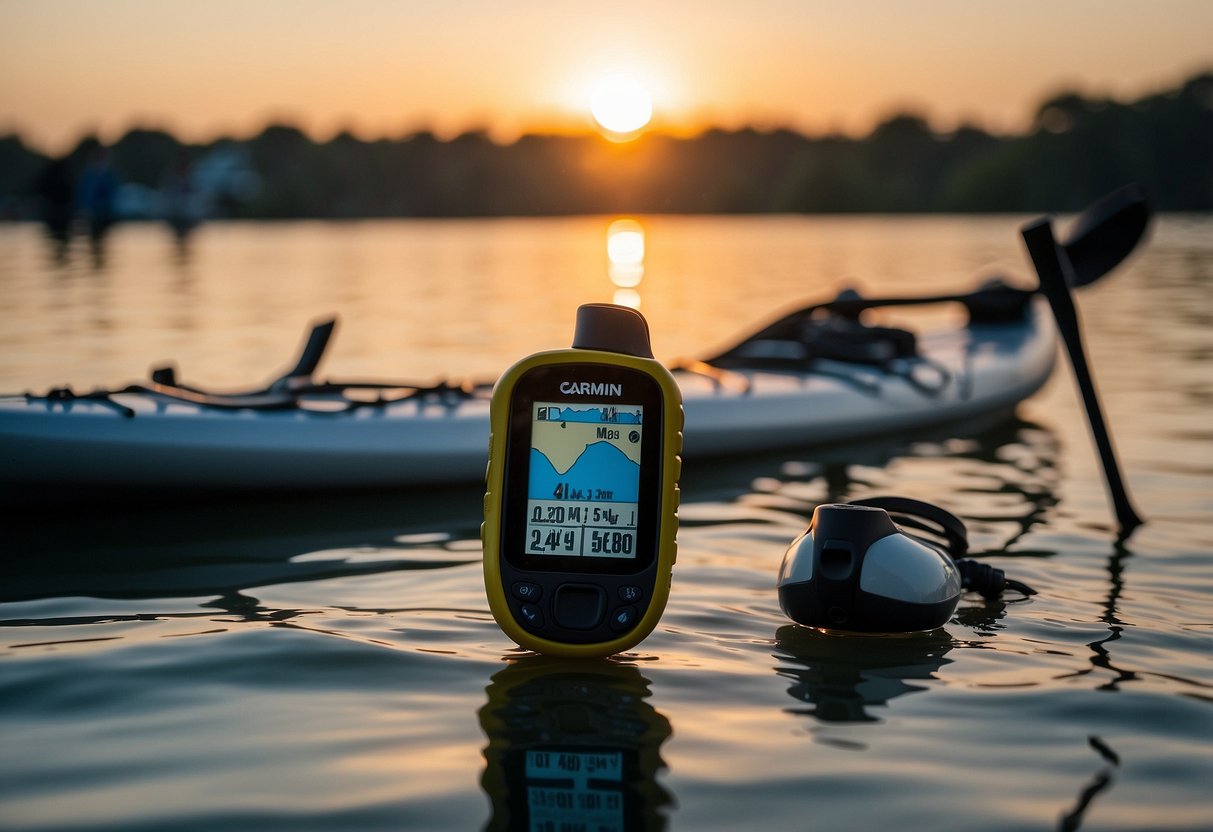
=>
[518,603,544,630]
[609,605,638,632]
[553,584,606,630]
[512,582,542,602]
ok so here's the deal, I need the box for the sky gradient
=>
[1,0,1211,152]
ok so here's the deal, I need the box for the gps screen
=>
[524,401,643,559]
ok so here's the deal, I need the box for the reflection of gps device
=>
[483,303,682,657]
[479,657,673,830]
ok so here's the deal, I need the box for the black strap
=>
[847,495,969,557]
[846,495,1035,597]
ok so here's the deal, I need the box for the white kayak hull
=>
[0,305,1056,496]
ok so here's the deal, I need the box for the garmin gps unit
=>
[482,303,682,657]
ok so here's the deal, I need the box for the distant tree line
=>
[1,70,1209,218]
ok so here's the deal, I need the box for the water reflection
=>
[1056,540,1138,691]
[479,656,672,831]
[774,625,954,723]
[607,218,644,308]
[1060,736,1121,832]
[681,414,1058,534]
[1,485,485,603]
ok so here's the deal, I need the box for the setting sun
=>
[590,72,653,136]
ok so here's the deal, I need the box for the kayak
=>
[0,185,1149,509]
[0,295,1057,502]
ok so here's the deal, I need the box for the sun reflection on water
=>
[607,218,645,308]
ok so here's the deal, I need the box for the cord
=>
[955,558,1036,599]
[847,496,1036,599]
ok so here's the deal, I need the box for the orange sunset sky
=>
[1,0,1211,153]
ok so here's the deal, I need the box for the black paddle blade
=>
[1061,183,1152,288]
[1021,219,1143,536]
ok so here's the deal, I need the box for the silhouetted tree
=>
[2,70,1210,217]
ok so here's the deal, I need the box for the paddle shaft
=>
[1021,219,1143,535]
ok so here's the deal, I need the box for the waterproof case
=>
[482,304,682,657]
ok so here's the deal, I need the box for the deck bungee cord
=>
[17,315,492,418]
[27,375,490,419]
[678,302,954,398]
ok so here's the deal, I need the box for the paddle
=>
[1061,183,1151,288]
[707,184,1151,363]
[1021,218,1144,536]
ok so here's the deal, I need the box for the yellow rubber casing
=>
[482,348,682,658]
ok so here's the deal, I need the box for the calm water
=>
[1,216,1210,831]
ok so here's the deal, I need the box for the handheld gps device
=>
[482,303,683,657]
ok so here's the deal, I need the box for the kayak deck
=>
[682,307,1055,454]
[0,304,1056,498]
